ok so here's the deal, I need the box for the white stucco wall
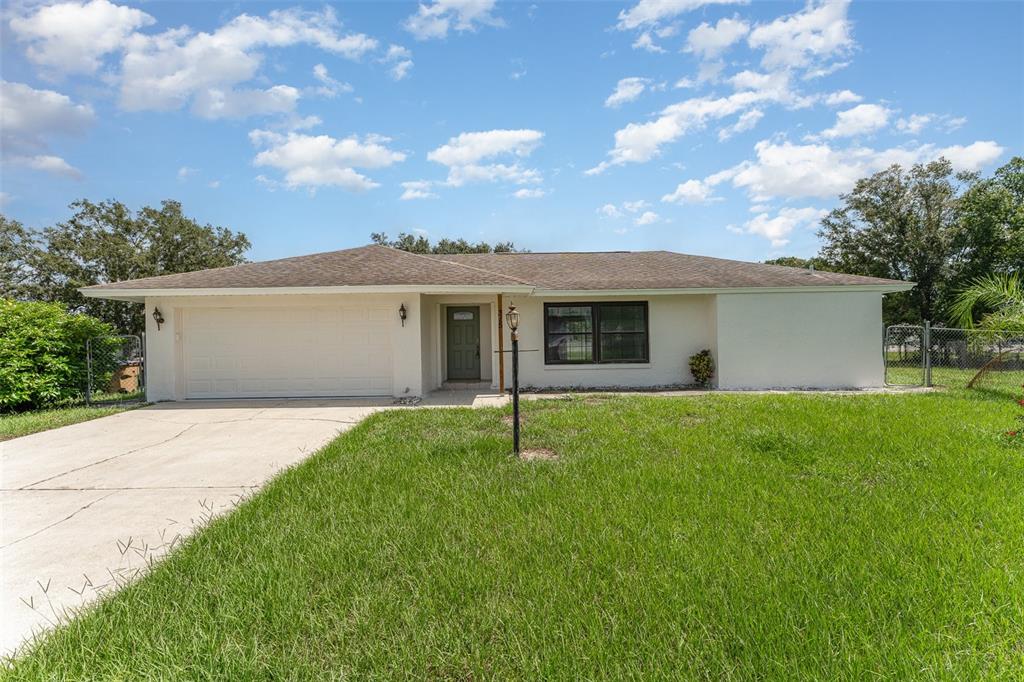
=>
[498,295,716,389]
[140,288,887,400]
[143,293,423,401]
[714,290,885,389]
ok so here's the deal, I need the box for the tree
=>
[763,256,834,271]
[808,157,1023,325]
[817,159,967,324]
[371,232,523,254]
[0,215,40,300]
[951,157,1024,288]
[21,199,250,334]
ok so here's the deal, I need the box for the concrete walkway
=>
[0,393,503,657]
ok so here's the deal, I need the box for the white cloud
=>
[674,77,695,89]
[426,129,544,189]
[743,206,826,247]
[400,180,438,200]
[587,89,780,174]
[428,129,542,166]
[513,188,546,199]
[817,103,891,139]
[623,199,650,213]
[747,0,853,72]
[0,80,94,144]
[383,45,414,80]
[207,180,221,189]
[685,16,749,59]
[312,63,353,97]
[119,7,376,116]
[444,163,541,187]
[605,77,651,108]
[724,138,1005,201]
[404,0,503,40]
[634,210,661,225]
[250,129,406,191]
[192,85,301,119]
[10,154,84,179]
[939,141,1004,171]
[617,0,745,30]
[718,108,763,141]
[9,0,155,76]
[598,203,623,218]
[944,116,967,132]
[0,80,93,179]
[662,178,717,204]
[697,59,726,83]
[824,89,862,106]
[632,32,666,53]
[177,166,197,181]
[896,113,967,136]
[895,113,931,136]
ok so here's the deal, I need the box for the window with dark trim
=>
[544,302,649,364]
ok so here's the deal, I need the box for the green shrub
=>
[688,349,715,388]
[0,299,115,411]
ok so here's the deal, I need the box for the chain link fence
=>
[86,334,145,405]
[885,323,1024,391]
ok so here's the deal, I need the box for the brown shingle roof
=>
[83,244,910,292]
[84,245,532,291]
[428,251,907,289]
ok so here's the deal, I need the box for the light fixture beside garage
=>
[152,307,165,330]
[399,303,407,327]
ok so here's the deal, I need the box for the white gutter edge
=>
[80,281,914,302]
[79,284,537,300]
[535,283,915,296]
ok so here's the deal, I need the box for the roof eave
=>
[534,283,916,296]
[78,283,537,301]
[81,281,915,302]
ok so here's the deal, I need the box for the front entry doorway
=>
[446,306,480,380]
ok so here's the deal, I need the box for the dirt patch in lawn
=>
[519,448,559,462]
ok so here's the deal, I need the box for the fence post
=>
[85,337,93,406]
[923,320,932,387]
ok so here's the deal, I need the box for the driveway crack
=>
[1,492,117,548]
[20,423,199,490]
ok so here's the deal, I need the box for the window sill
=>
[543,363,652,371]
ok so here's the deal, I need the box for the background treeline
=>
[767,157,1022,325]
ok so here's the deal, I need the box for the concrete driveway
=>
[0,398,413,657]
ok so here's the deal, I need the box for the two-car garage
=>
[180,305,394,399]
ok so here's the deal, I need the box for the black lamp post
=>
[505,304,521,456]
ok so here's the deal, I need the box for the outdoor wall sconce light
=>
[399,303,407,327]
[152,307,165,330]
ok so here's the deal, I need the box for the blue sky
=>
[2,0,1021,263]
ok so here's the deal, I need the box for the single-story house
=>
[81,245,913,401]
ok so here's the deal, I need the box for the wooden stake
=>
[497,293,505,393]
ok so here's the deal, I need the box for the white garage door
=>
[182,306,393,398]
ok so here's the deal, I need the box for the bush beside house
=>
[689,349,715,388]
[0,299,114,411]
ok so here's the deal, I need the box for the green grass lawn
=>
[6,390,1024,679]
[0,405,134,442]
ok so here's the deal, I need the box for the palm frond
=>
[950,273,1024,330]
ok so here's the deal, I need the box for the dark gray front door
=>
[447,307,480,380]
